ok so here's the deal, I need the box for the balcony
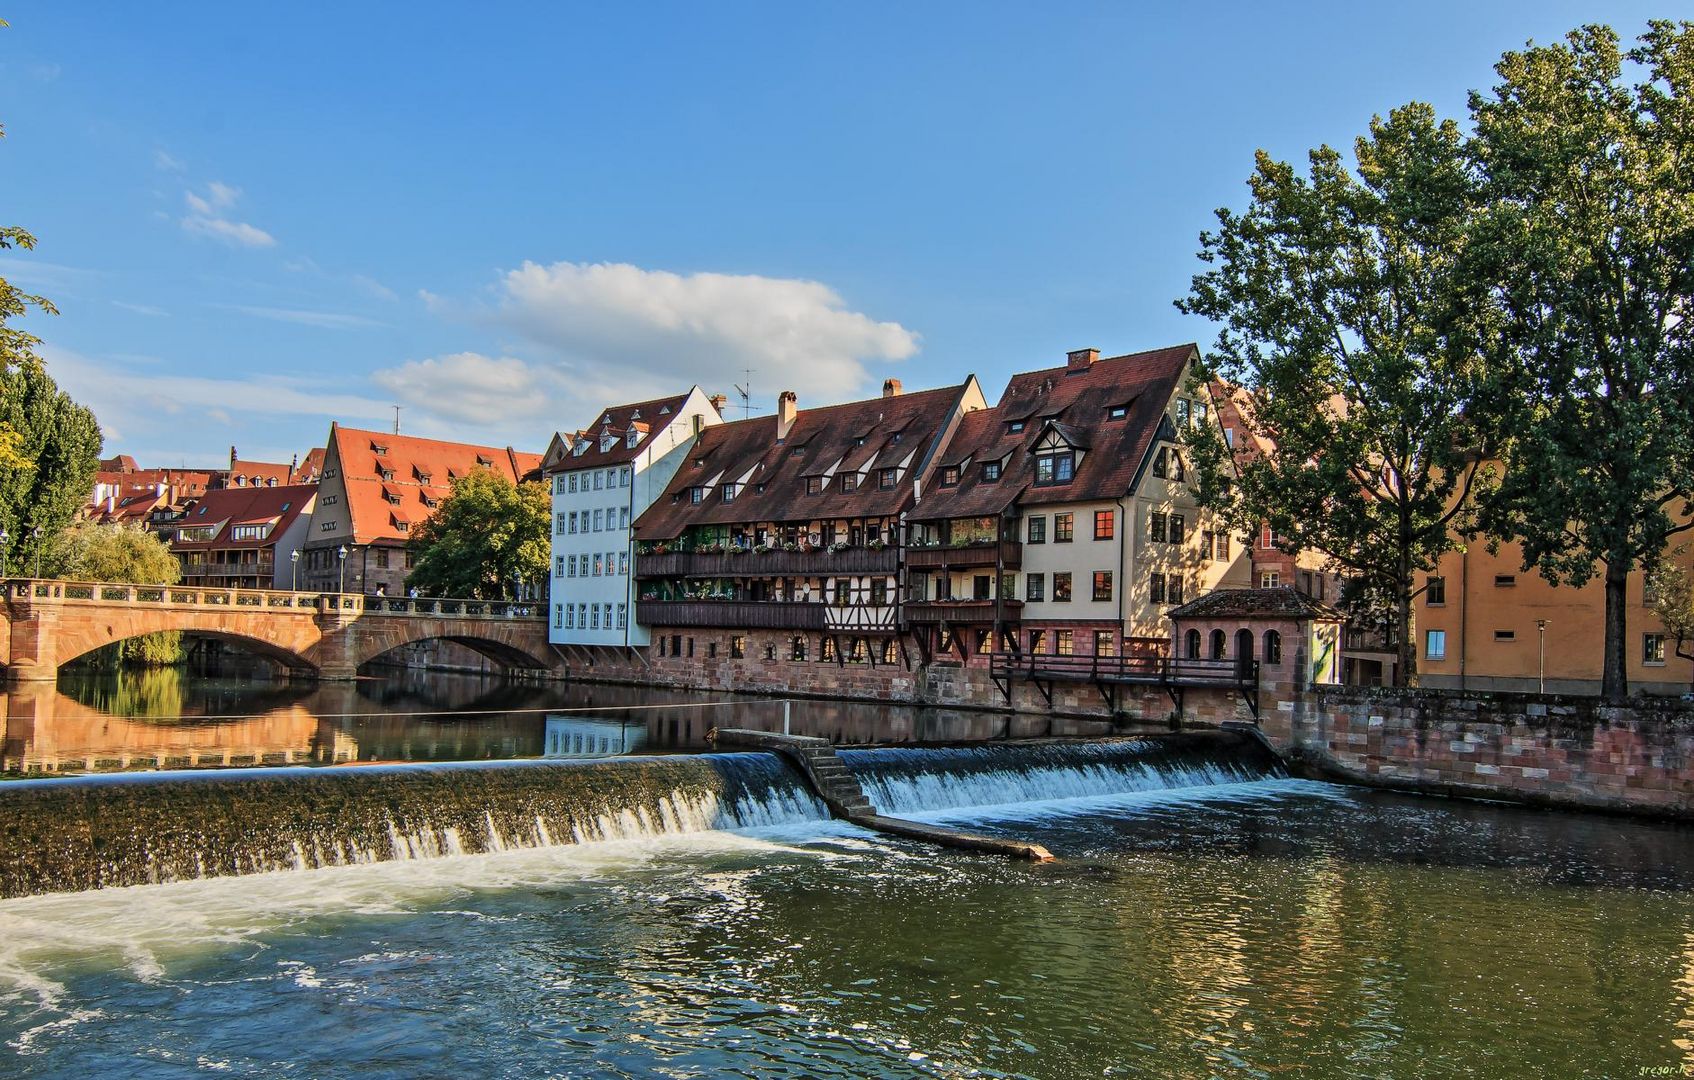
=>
[635,546,898,579]
[635,599,827,631]
[901,599,1023,625]
[904,540,1021,571]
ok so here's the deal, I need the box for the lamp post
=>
[0,527,8,577]
[338,544,348,594]
[31,526,42,579]
[1537,619,1548,694]
[290,548,300,591]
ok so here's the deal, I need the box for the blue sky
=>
[0,3,1667,467]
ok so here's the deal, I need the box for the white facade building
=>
[547,387,723,648]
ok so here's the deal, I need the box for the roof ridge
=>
[1000,343,1196,384]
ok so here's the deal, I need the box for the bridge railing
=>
[2,579,544,620]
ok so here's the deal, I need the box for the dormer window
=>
[415,467,432,483]
[372,442,388,455]
[1108,404,1128,420]
[840,473,859,493]
[1034,451,1074,486]
[690,487,705,504]
[631,409,641,419]
[982,461,1002,481]
[805,476,826,495]
[660,405,672,414]
[1007,420,1026,434]
[723,483,740,502]
[1152,447,1185,481]
[626,430,640,448]
[572,442,588,457]
[939,467,960,488]
[879,468,897,490]
[476,454,494,467]
[379,468,395,482]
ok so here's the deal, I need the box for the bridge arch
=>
[334,617,555,675]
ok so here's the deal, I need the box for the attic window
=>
[839,473,859,493]
[631,409,641,419]
[690,487,706,504]
[854,435,867,447]
[1034,451,1074,487]
[890,430,904,443]
[626,430,640,448]
[878,468,897,490]
[415,467,432,483]
[805,476,826,495]
[394,519,411,533]
[1108,404,1128,420]
[379,468,395,482]
[723,483,740,502]
[1006,420,1026,434]
[476,454,494,467]
[372,443,388,455]
[660,405,672,414]
[572,442,588,457]
[939,467,960,488]
[982,461,1002,481]
[384,491,402,505]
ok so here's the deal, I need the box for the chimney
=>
[229,445,238,468]
[1067,347,1100,371]
[708,393,728,415]
[776,391,798,441]
[882,378,903,398]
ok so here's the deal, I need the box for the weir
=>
[0,732,1283,899]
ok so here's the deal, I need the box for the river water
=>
[1,670,1692,1077]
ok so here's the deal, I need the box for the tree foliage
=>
[1469,22,1694,703]
[50,522,184,666]
[405,469,550,599]
[1177,103,1502,685]
[1645,560,1694,691]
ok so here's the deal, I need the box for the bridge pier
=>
[3,591,61,684]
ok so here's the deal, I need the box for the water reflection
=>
[2,667,1160,778]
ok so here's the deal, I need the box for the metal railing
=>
[2,579,544,620]
[989,650,1258,688]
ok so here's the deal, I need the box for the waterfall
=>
[840,732,1282,815]
[0,754,825,899]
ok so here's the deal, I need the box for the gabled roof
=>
[1167,586,1344,622]
[632,381,975,540]
[327,426,543,546]
[911,344,1195,521]
[169,484,317,550]
[548,391,696,471]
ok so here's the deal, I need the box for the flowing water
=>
[1,724,1692,1077]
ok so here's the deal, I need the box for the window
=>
[568,512,578,534]
[879,468,897,490]
[1260,525,1276,549]
[1108,404,1127,420]
[1426,629,1447,660]
[834,580,850,605]
[1153,447,1170,479]
[982,461,1001,482]
[568,555,577,577]
[1150,512,1167,544]
[1034,452,1075,486]
[1644,633,1667,665]
[590,605,600,630]
[1224,427,1235,447]
[554,475,567,495]
[1092,571,1113,602]
[840,473,859,493]
[871,579,888,605]
[939,467,959,488]
[1149,570,1166,605]
[593,553,604,577]
[621,467,631,487]
[568,474,578,493]
[618,552,628,575]
[1056,630,1074,656]
[566,604,575,629]
[593,509,604,531]
[1494,574,1516,587]
[1029,629,1047,654]
[556,512,569,536]
[1169,514,1185,545]
[1261,571,1280,588]
[1168,575,1184,605]
[374,547,391,569]
[881,639,898,665]
[1027,516,1046,544]
[1094,630,1116,657]
[1053,572,1072,602]
[722,483,740,503]
[619,507,630,529]
[1054,513,1074,542]
[1263,630,1282,665]
[792,636,808,661]
[1427,576,1446,605]
[806,476,827,495]
[555,556,566,578]
[593,472,604,491]
[1494,630,1516,642]
[1026,573,1045,602]
[231,525,266,541]
[731,635,746,659]
[554,604,564,629]
[1093,510,1115,540]
[690,487,705,505]
[1210,629,1226,659]
[821,636,837,662]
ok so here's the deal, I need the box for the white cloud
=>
[111,300,168,317]
[153,149,185,173]
[372,353,554,425]
[351,274,398,302]
[181,182,275,248]
[218,304,385,330]
[483,260,920,405]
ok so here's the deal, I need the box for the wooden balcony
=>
[903,540,1021,571]
[635,546,898,579]
[901,599,1023,625]
[635,599,828,631]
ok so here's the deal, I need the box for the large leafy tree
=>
[1177,103,1503,685]
[406,469,550,599]
[1470,22,1694,703]
[49,522,183,664]
[0,120,102,575]
[1645,560,1694,692]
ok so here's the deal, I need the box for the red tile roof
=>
[632,382,975,540]
[329,426,544,546]
[547,392,696,471]
[910,344,1194,521]
[169,484,317,550]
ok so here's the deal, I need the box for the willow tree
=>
[1177,103,1503,686]
[1470,22,1694,703]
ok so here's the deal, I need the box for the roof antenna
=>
[733,369,760,419]
[393,405,402,435]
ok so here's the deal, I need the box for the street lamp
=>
[31,526,42,579]
[338,544,348,594]
[0,527,8,577]
[290,548,300,591]
[1537,619,1548,694]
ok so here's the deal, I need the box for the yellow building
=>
[1416,538,1694,696]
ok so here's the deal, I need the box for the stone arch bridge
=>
[0,580,556,683]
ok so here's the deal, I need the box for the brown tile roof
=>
[547,392,695,471]
[910,344,1194,521]
[329,426,543,546]
[1167,586,1343,621]
[99,454,140,473]
[170,484,317,550]
[223,460,297,487]
[632,382,973,540]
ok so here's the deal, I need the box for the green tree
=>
[0,123,103,574]
[1645,560,1694,693]
[406,469,550,599]
[50,521,184,666]
[1470,22,1694,703]
[1177,103,1502,685]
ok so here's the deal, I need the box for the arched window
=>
[1209,629,1226,660]
[1263,629,1282,665]
[1235,628,1255,676]
[1186,628,1202,659]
